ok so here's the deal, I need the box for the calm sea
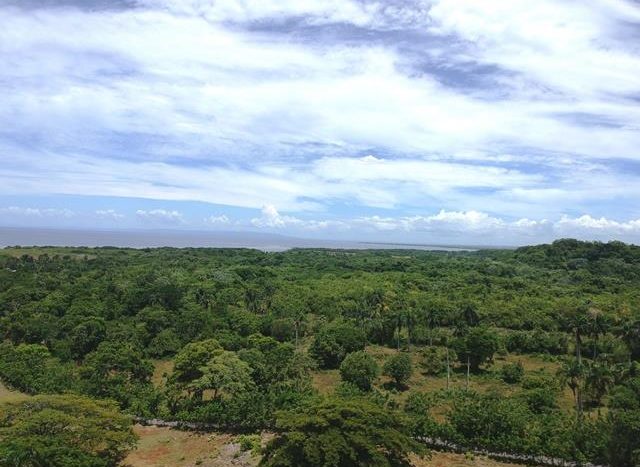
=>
[0,227,477,252]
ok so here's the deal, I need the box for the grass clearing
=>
[124,425,262,467]
[125,425,518,467]
[0,381,29,403]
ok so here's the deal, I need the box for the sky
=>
[1,0,640,246]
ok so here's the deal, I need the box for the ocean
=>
[0,227,479,252]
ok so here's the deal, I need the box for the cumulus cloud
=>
[136,209,184,224]
[205,214,230,225]
[0,206,74,218]
[250,205,347,230]
[95,209,124,220]
[0,0,639,242]
[555,215,640,235]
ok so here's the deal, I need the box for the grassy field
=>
[139,346,570,466]
[126,425,520,467]
[124,425,261,467]
[0,381,29,403]
[307,344,574,411]
[0,372,528,466]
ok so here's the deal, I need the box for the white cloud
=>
[355,210,507,233]
[140,0,383,28]
[250,204,347,230]
[95,209,124,220]
[0,206,74,218]
[205,214,230,225]
[352,210,640,242]
[136,209,184,224]
[0,0,639,239]
[555,215,640,234]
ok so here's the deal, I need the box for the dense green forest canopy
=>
[1,239,640,466]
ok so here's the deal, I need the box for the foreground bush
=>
[0,394,137,466]
[260,396,426,466]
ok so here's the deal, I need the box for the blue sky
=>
[1,0,640,245]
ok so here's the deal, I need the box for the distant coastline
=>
[0,226,484,252]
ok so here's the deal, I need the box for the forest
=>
[1,239,640,466]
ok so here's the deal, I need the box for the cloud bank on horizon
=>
[1,0,640,245]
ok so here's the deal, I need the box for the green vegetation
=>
[0,394,136,466]
[1,239,640,465]
[384,353,413,389]
[260,396,426,467]
[339,350,380,391]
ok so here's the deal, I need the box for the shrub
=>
[0,394,137,466]
[453,327,500,371]
[500,362,525,384]
[383,353,413,388]
[260,396,427,466]
[309,321,366,369]
[238,434,262,455]
[420,346,455,376]
[339,351,379,391]
[270,319,295,342]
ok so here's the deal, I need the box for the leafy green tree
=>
[383,353,413,389]
[309,321,366,369]
[453,326,499,372]
[0,394,137,466]
[172,338,222,386]
[189,350,253,400]
[339,351,379,391]
[259,397,427,467]
[147,329,181,358]
[608,409,640,467]
[0,342,76,394]
[69,317,106,360]
[80,341,153,406]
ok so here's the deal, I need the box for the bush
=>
[339,351,379,391]
[500,361,525,384]
[259,396,427,466]
[147,329,181,358]
[608,409,640,467]
[504,330,568,355]
[383,353,413,388]
[238,434,262,455]
[520,388,557,413]
[453,327,500,371]
[0,394,137,466]
[309,321,366,369]
[270,319,295,342]
[420,346,455,375]
[0,342,78,394]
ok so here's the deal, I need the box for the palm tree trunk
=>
[446,347,450,390]
[466,354,470,390]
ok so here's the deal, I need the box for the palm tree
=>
[585,360,614,412]
[461,303,480,328]
[557,358,585,418]
[560,300,590,366]
[587,308,609,359]
[617,318,640,362]
[423,306,442,346]
[404,306,418,352]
